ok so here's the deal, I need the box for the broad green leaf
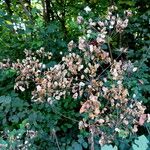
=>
[101,145,118,150]
[132,135,149,150]
[118,129,129,138]
[5,20,12,25]
[0,96,11,104]
[72,142,83,150]
[0,139,8,149]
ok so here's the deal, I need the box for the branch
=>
[90,126,95,150]
[107,38,114,63]
[19,0,32,22]
[52,129,61,150]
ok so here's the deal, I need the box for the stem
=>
[19,0,32,22]
[90,126,94,150]
[107,38,113,63]
[52,129,61,150]
[96,49,125,80]
[52,107,79,123]
[146,125,150,135]
[119,33,122,49]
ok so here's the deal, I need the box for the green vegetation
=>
[0,0,150,149]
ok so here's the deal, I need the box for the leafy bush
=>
[0,3,150,150]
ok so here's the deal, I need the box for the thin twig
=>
[146,126,150,135]
[19,0,32,22]
[96,49,125,80]
[90,126,95,150]
[119,33,122,49]
[52,108,79,123]
[52,129,61,150]
[107,37,114,63]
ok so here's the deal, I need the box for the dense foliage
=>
[0,0,150,149]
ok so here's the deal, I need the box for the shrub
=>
[0,5,149,149]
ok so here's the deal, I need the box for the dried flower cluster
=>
[106,6,131,33]
[0,6,147,146]
[0,48,52,92]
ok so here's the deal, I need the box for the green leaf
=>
[0,96,11,104]
[72,142,83,150]
[101,145,118,150]
[82,142,88,148]
[132,135,149,150]
[0,139,8,149]
[118,129,129,138]
[101,44,108,50]
[9,115,19,123]
[5,20,12,25]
